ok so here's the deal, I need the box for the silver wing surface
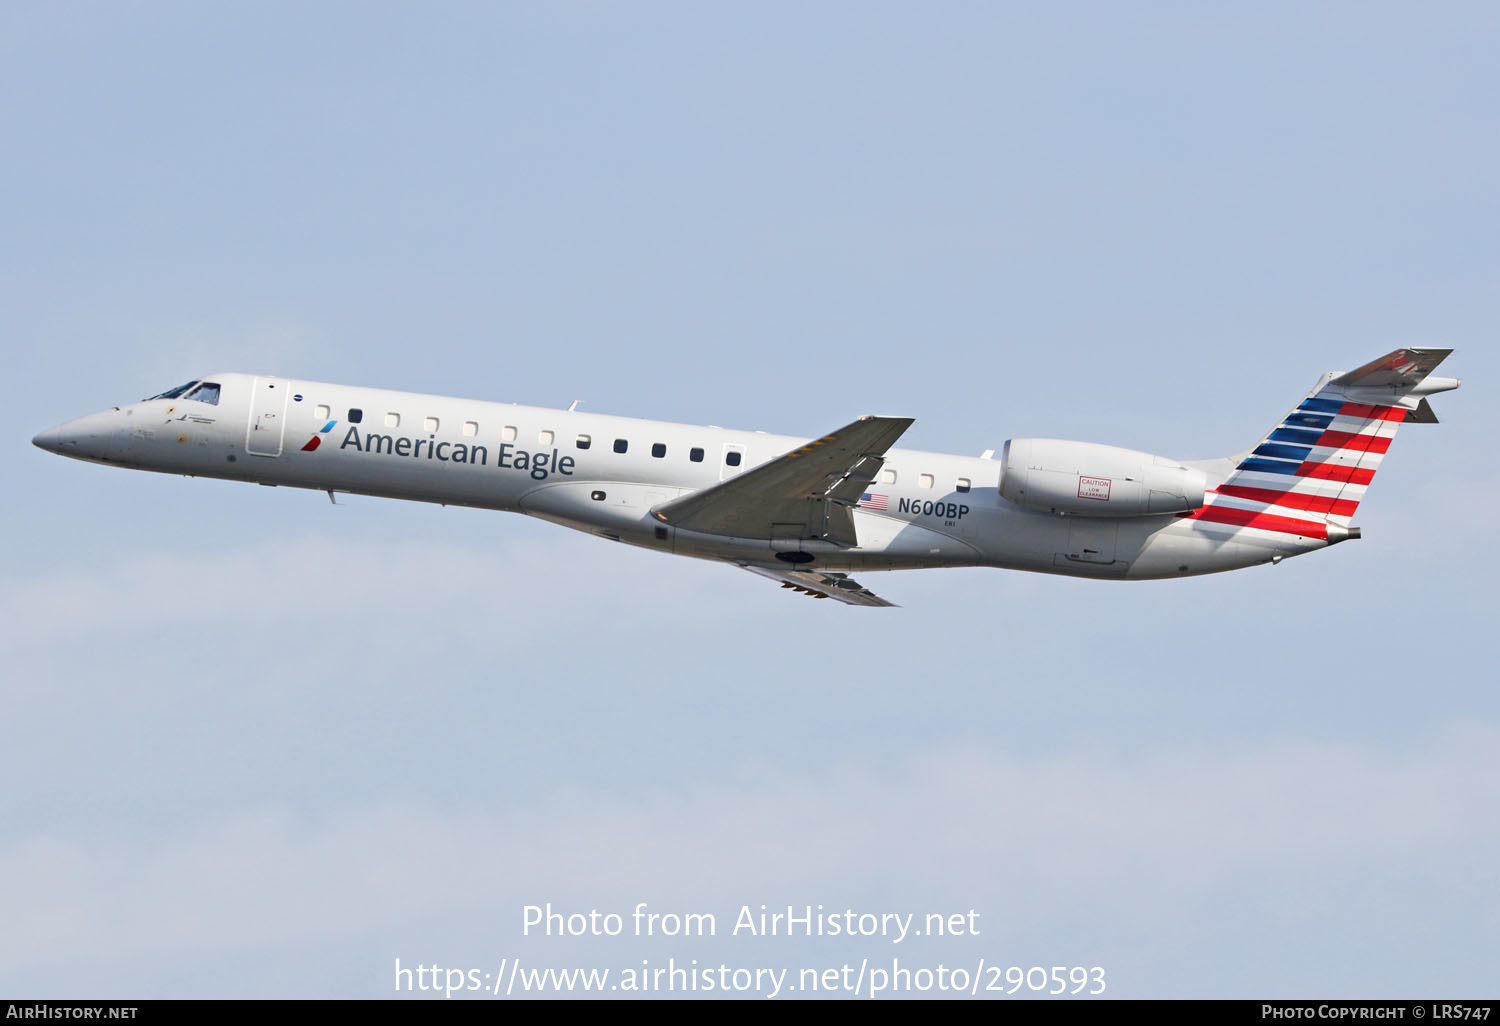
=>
[739,564,897,607]
[650,415,913,547]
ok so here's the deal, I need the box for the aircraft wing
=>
[740,564,898,607]
[650,415,914,547]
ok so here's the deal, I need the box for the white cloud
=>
[0,531,721,652]
[2,723,1494,986]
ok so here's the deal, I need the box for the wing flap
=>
[826,454,887,505]
[740,564,897,607]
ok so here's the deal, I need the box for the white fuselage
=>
[34,373,1325,581]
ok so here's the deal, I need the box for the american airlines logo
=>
[301,420,338,451]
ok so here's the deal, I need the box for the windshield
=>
[146,381,199,401]
[185,382,221,405]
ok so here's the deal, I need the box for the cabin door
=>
[245,377,289,456]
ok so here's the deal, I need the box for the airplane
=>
[33,348,1459,606]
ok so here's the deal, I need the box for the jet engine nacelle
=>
[1000,438,1206,517]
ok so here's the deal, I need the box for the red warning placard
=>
[1077,476,1112,501]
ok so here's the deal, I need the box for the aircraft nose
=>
[33,412,122,461]
[33,424,71,454]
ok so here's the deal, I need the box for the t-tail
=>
[1180,348,1460,550]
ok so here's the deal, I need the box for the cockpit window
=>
[185,382,221,405]
[146,381,199,401]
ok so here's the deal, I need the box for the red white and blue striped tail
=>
[1178,348,1460,545]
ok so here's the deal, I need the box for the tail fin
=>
[1180,348,1460,545]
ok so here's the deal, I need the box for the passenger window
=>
[315,404,330,421]
[726,450,742,467]
[463,421,478,437]
[919,473,934,489]
[956,478,971,493]
[348,408,363,424]
[652,443,666,458]
[502,425,517,442]
[880,468,896,484]
[385,412,400,428]
[424,417,439,432]
[690,447,704,463]
[539,430,554,446]
[186,382,221,405]
[613,439,628,454]
[576,434,591,450]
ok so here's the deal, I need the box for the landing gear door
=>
[246,377,289,456]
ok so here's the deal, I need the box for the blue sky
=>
[4,2,1496,998]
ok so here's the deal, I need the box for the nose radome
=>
[33,412,119,460]
[32,425,67,453]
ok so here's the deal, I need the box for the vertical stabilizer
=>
[1178,348,1458,545]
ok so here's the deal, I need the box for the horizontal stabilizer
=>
[1333,347,1452,390]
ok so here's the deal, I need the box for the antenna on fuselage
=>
[568,400,583,412]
